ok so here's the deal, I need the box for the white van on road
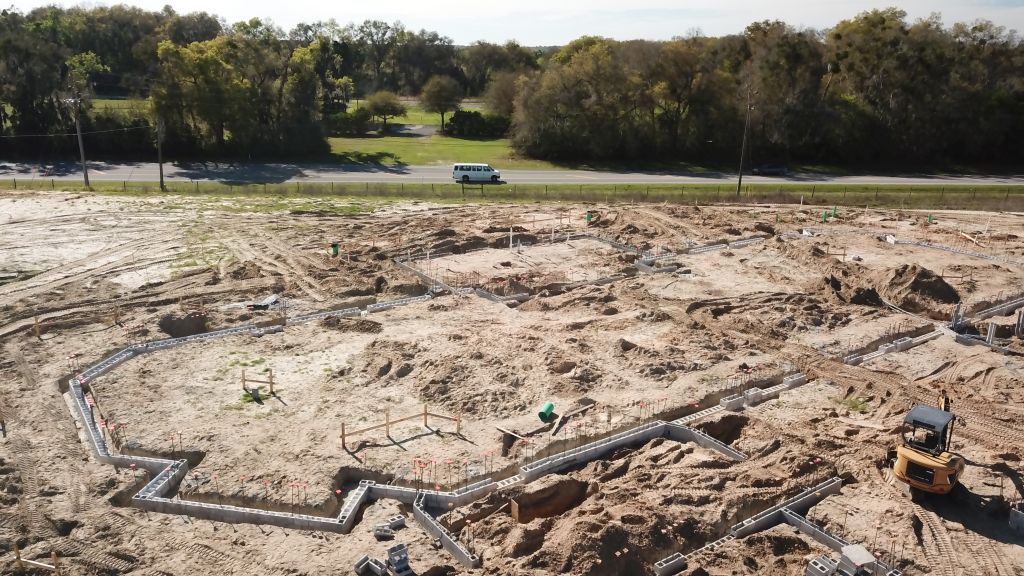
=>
[452,163,501,182]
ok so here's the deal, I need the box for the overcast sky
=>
[10,0,1024,44]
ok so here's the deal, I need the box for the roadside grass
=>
[328,134,556,169]
[3,178,1023,211]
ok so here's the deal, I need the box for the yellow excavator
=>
[892,391,965,495]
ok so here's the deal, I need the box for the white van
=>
[452,163,501,182]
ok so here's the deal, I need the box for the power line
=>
[0,125,153,139]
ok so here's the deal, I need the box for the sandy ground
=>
[1,191,1023,575]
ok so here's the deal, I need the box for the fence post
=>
[51,178,55,190]
[12,178,15,189]
[123,181,127,192]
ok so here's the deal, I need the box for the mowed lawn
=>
[328,134,557,169]
[350,99,483,126]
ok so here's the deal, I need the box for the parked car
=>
[752,163,788,176]
[453,163,501,182]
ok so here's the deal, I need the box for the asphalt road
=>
[1,160,1022,186]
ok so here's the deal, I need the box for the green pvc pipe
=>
[538,401,555,422]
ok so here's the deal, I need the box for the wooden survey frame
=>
[341,404,461,449]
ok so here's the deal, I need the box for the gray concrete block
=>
[653,552,686,576]
[387,515,406,529]
[719,394,744,410]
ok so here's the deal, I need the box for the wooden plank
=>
[427,412,459,422]
[550,403,596,438]
[495,426,525,440]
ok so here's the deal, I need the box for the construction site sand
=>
[1,192,1023,575]
[426,238,625,287]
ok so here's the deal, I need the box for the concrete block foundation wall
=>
[653,477,903,576]
[730,477,843,538]
[893,238,1024,268]
[60,270,811,571]
[413,492,481,568]
[843,330,941,366]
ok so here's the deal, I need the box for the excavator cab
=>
[893,396,965,495]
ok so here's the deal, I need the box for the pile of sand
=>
[874,264,959,316]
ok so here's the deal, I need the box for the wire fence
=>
[2,178,1024,210]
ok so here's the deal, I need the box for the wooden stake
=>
[341,422,346,449]
[385,409,390,437]
[33,316,42,339]
[52,550,60,575]
[423,404,428,427]
[13,543,23,568]
[267,369,274,396]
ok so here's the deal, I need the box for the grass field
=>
[4,179,1022,212]
[351,99,482,127]
[328,134,555,169]
[90,98,146,115]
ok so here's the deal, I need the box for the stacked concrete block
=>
[783,373,808,389]
[337,482,373,532]
[387,515,406,529]
[743,388,764,406]
[893,337,914,352]
[373,526,395,540]
[673,405,724,425]
[653,553,686,576]
[719,394,745,411]
[387,544,413,576]
[731,477,842,538]
[728,236,766,249]
[412,493,480,568]
[806,556,838,576]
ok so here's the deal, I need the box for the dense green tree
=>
[483,71,520,118]
[363,90,406,132]
[419,75,461,131]
[1,5,1022,164]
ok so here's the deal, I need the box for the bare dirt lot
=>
[1,191,1023,575]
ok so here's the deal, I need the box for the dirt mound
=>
[510,476,590,523]
[875,264,959,315]
[319,317,383,334]
[226,261,266,280]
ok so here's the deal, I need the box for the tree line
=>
[1,5,1021,166]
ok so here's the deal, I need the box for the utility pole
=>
[735,88,756,197]
[157,116,166,191]
[70,92,90,188]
